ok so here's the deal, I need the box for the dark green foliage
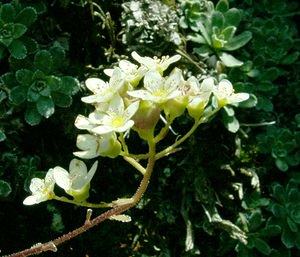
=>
[268,179,300,249]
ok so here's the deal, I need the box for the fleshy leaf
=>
[223,31,252,51]
[34,50,53,74]
[0,4,16,23]
[25,103,42,125]
[254,238,272,255]
[0,180,12,197]
[49,46,65,69]
[13,23,27,39]
[212,11,225,29]
[9,85,28,105]
[216,0,229,13]
[15,7,37,27]
[16,69,33,85]
[36,96,55,118]
[8,39,27,59]
[224,8,241,27]
[52,92,72,107]
[59,76,80,95]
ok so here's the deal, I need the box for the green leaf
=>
[238,94,257,108]
[0,129,6,142]
[219,52,243,67]
[49,46,65,69]
[224,31,252,51]
[224,8,241,27]
[212,34,226,48]
[0,23,14,47]
[222,26,236,41]
[197,22,212,45]
[27,84,40,102]
[223,114,240,133]
[262,67,281,82]
[254,238,272,255]
[21,36,39,54]
[271,203,286,218]
[9,85,28,105]
[8,39,27,59]
[259,225,281,237]
[287,217,298,232]
[52,92,72,108]
[275,158,289,172]
[28,2,47,15]
[59,76,80,95]
[36,96,55,118]
[34,50,53,74]
[15,7,37,27]
[0,180,12,197]
[0,4,16,23]
[256,96,273,112]
[282,227,295,248]
[12,23,27,39]
[25,103,42,125]
[46,76,61,91]
[281,52,300,65]
[272,184,286,203]
[188,34,206,44]
[212,11,225,29]
[16,69,33,85]
[216,0,229,13]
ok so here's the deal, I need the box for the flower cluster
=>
[23,51,249,206]
[74,51,249,156]
[23,159,98,205]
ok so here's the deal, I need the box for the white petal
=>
[115,120,134,133]
[23,195,38,205]
[92,125,114,135]
[85,78,107,93]
[124,101,140,119]
[108,94,125,114]
[69,159,87,177]
[75,115,95,130]
[160,55,181,71]
[73,150,100,159]
[53,167,71,190]
[29,178,45,194]
[144,70,164,92]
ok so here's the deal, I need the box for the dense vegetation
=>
[0,0,299,256]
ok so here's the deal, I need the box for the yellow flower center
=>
[112,117,124,127]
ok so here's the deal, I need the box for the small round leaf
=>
[15,7,37,27]
[0,180,12,197]
[8,39,27,59]
[36,96,55,118]
[9,85,28,105]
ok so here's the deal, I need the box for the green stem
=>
[155,108,220,160]
[53,196,113,208]
[123,156,146,175]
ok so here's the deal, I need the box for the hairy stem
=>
[4,140,157,257]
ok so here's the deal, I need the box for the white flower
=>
[53,159,98,202]
[104,60,147,87]
[131,51,181,74]
[213,79,249,107]
[90,94,140,135]
[187,77,214,119]
[73,133,121,159]
[23,169,55,205]
[127,68,183,105]
[82,68,124,104]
